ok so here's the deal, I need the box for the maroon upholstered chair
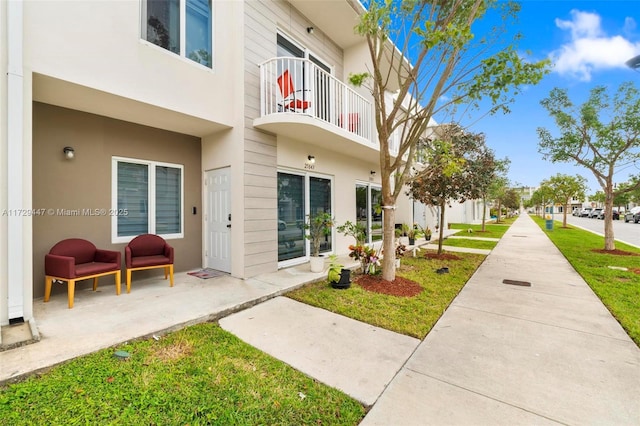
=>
[44,238,121,309]
[125,234,174,293]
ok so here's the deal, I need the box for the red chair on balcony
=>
[125,234,174,293]
[339,112,360,133]
[44,238,122,309]
[277,69,312,112]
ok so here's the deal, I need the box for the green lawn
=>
[0,324,365,425]
[532,215,640,346]
[448,222,510,238]
[287,252,487,339]
[439,237,497,250]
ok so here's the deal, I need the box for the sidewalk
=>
[2,216,638,425]
[361,213,640,425]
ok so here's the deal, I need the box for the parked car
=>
[597,209,619,220]
[580,207,592,217]
[588,208,603,218]
[572,207,581,216]
[624,206,640,223]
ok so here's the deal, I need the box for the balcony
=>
[255,57,383,161]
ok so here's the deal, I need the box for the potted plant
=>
[394,227,403,239]
[327,254,350,289]
[336,220,366,245]
[407,227,416,245]
[337,220,380,274]
[424,226,432,241]
[395,241,407,268]
[304,211,333,273]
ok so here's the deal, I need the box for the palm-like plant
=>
[304,212,333,256]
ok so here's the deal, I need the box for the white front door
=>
[205,168,231,272]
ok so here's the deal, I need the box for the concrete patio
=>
[0,259,351,384]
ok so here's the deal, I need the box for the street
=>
[554,212,640,248]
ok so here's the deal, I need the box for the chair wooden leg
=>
[169,264,174,287]
[164,266,168,280]
[126,269,132,294]
[93,277,99,291]
[68,279,76,309]
[44,276,53,302]
[115,270,121,295]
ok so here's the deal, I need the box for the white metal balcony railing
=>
[259,57,373,141]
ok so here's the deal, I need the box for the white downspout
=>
[6,0,25,321]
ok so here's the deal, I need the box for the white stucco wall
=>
[24,0,237,129]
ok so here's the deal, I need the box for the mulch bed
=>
[354,274,423,297]
[630,268,640,275]
[424,252,462,260]
[591,249,640,256]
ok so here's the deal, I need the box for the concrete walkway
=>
[219,297,420,406]
[362,213,640,425]
[2,215,638,425]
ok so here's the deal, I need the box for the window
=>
[277,171,332,263]
[112,157,184,243]
[356,183,382,244]
[276,32,332,117]
[142,0,212,68]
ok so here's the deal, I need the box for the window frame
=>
[111,156,185,244]
[277,167,335,269]
[140,0,214,70]
[355,180,383,245]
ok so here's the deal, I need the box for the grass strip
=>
[287,252,486,339]
[532,215,640,346]
[438,238,497,250]
[449,222,510,238]
[0,324,365,425]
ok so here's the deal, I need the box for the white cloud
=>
[555,10,603,39]
[550,10,640,81]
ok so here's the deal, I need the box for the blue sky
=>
[458,1,640,194]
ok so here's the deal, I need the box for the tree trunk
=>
[437,202,446,254]
[562,202,568,227]
[481,196,487,232]
[604,184,615,251]
[381,206,397,281]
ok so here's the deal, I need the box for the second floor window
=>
[142,0,212,68]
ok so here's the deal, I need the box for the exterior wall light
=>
[63,146,75,159]
[307,27,314,34]
[370,170,376,175]
[307,155,315,164]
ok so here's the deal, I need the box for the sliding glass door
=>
[355,182,383,245]
[278,171,333,263]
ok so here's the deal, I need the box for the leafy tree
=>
[540,174,587,227]
[528,189,542,216]
[478,158,510,231]
[538,82,640,250]
[530,185,554,217]
[408,125,491,254]
[487,176,512,223]
[353,0,550,280]
[625,177,640,205]
[502,188,520,212]
[613,183,631,211]
[590,191,605,205]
